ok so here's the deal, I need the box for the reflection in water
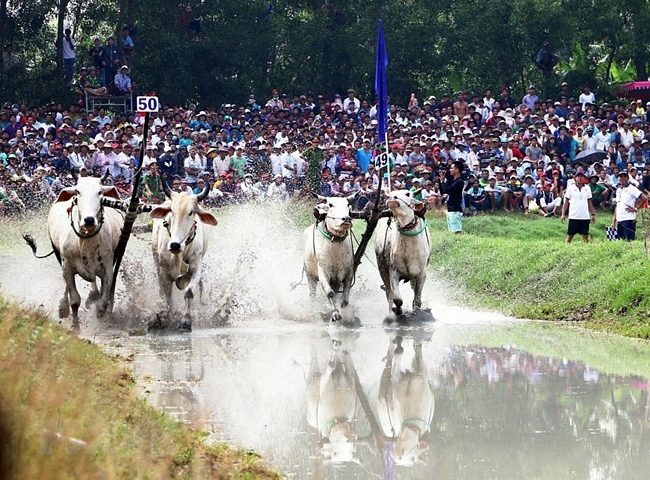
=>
[104,325,650,480]
[307,332,359,463]
[377,335,435,468]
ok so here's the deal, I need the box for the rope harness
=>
[67,196,105,239]
[162,219,197,247]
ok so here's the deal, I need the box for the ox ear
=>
[412,199,425,212]
[55,187,77,203]
[196,208,218,226]
[314,203,329,222]
[101,186,121,200]
[150,205,171,219]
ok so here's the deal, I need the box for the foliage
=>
[2,0,650,106]
[426,210,650,339]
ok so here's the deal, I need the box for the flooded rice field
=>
[2,204,650,479]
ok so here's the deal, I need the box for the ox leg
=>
[412,273,426,311]
[390,274,403,317]
[306,271,318,299]
[85,280,100,308]
[341,274,353,309]
[63,268,82,332]
[180,266,202,332]
[58,291,70,319]
[318,265,341,322]
[96,271,114,318]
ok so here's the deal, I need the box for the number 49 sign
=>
[136,96,160,113]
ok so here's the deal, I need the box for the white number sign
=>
[136,96,160,113]
[374,152,389,170]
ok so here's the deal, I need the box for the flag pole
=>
[352,19,390,273]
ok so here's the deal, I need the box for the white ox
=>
[46,175,124,331]
[374,189,430,317]
[377,336,435,466]
[303,194,356,322]
[150,183,217,331]
[307,336,358,463]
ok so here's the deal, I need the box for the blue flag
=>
[374,20,389,140]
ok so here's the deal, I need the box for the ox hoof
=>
[341,300,349,309]
[392,306,403,316]
[69,323,80,335]
[178,321,192,332]
[86,290,100,308]
[330,312,342,323]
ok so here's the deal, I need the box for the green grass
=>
[425,210,650,339]
[0,297,280,480]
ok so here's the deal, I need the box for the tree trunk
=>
[56,0,70,86]
[0,0,8,72]
[635,52,647,81]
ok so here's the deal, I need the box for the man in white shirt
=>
[595,127,610,151]
[611,170,647,240]
[561,171,595,243]
[583,128,598,150]
[96,143,119,177]
[212,147,231,176]
[269,146,284,176]
[343,89,360,114]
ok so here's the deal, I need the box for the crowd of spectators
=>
[3,83,650,219]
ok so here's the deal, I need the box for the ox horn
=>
[196,182,210,202]
[411,188,422,197]
[100,170,110,183]
[162,178,173,199]
[70,170,78,181]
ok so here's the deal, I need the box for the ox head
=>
[386,189,424,218]
[56,174,121,236]
[314,193,356,236]
[150,185,217,254]
[322,423,357,463]
[392,425,429,466]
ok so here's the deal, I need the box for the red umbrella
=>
[621,81,650,101]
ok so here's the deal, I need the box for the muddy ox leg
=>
[179,265,203,332]
[62,267,81,332]
[341,272,353,309]
[96,268,114,318]
[318,265,341,322]
[411,272,426,311]
[85,280,100,308]
[389,273,403,316]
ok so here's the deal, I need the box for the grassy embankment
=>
[425,210,650,339]
[0,297,279,480]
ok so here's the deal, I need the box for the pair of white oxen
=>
[43,175,429,332]
[305,189,431,322]
[43,175,216,332]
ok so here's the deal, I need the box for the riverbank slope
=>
[0,297,279,479]
[425,211,650,339]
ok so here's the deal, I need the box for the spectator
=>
[120,27,135,66]
[113,65,132,96]
[611,170,647,241]
[88,37,104,72]
[101,37,121,88]
[3,43,20,71]
[85,66,108,96]
[61,28,76,86]
[440,160,465,234]
[561,171,596,243]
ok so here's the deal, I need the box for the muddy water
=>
[3,205,650,479]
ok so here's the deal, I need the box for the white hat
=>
[273,174,282,180]
[198,111,207,116]
[120,65,129,70]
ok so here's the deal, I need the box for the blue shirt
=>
[355,148,373,173]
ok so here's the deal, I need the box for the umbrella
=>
[573,149,608,165]
[621,81,650,101]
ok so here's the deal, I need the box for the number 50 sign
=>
[136,96,160,113]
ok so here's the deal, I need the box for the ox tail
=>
[22,234,55,259]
